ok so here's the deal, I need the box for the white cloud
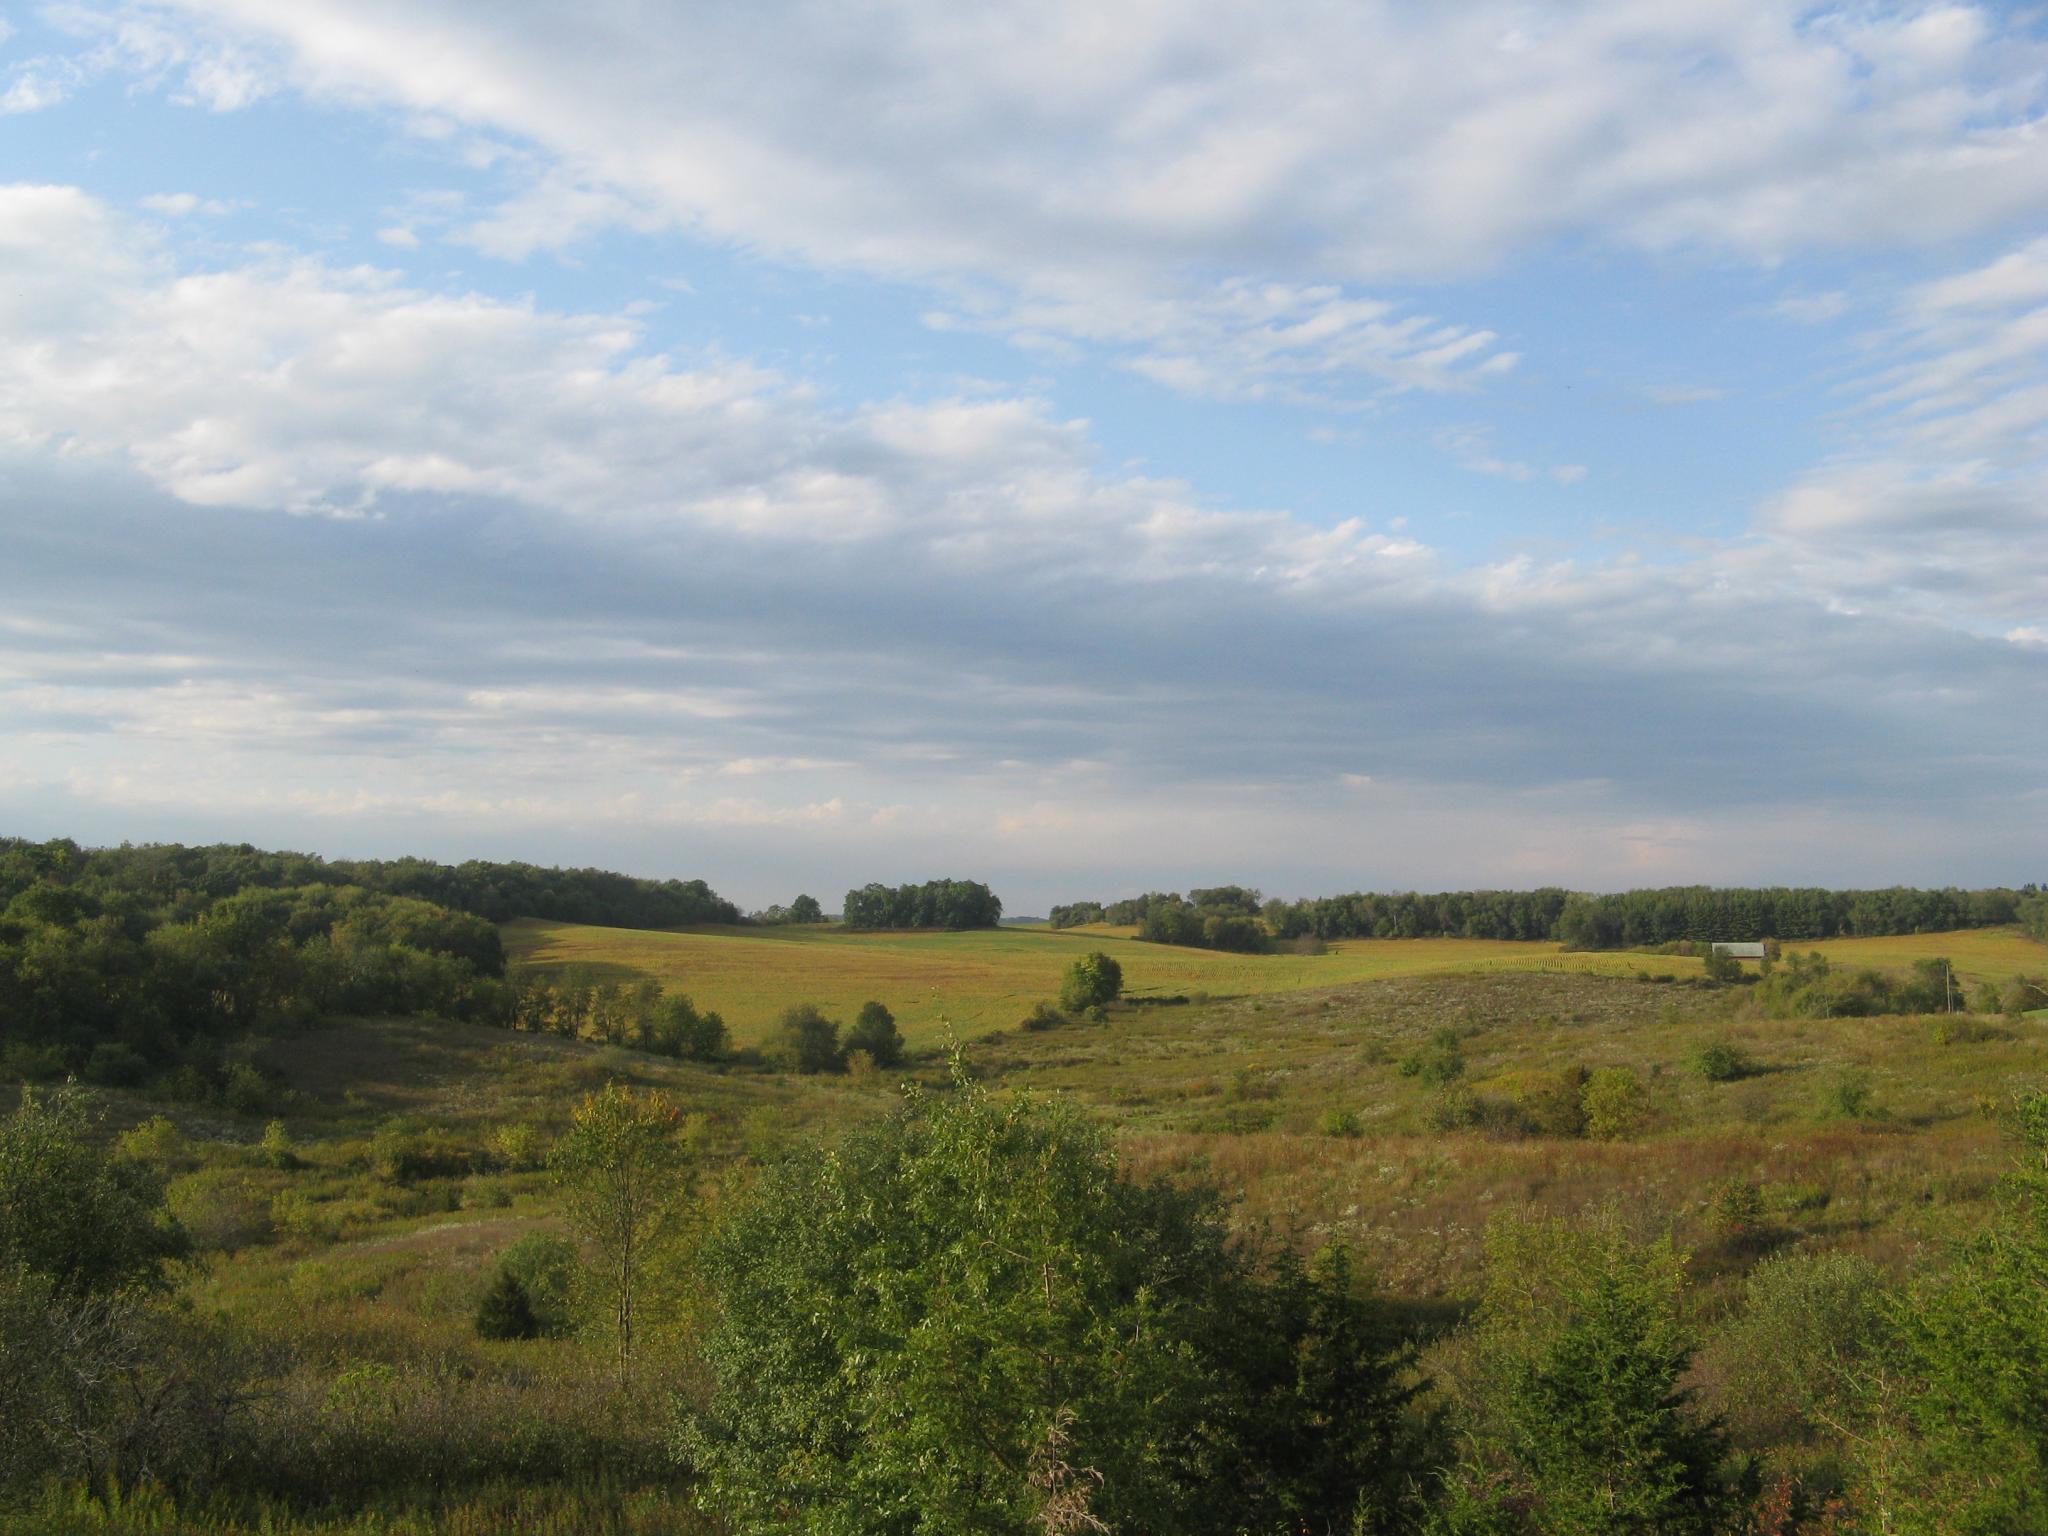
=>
[1434,424,1586,486]
[57,0,2048,410]
[2,185,2045,896]
[94,3,2048,270]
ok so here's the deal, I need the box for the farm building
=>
[1711,941,1768,961]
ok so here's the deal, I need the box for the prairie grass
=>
[36,924,2043,1527]
[503,919,1721,1048]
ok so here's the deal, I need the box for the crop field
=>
[1800,925,2048,983]
[501,919,1712,1047]
[501,918,2046,1048]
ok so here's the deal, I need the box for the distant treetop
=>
[841,879,1002,931]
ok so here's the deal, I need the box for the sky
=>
[1,1,2045,913]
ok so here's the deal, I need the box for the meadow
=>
[11,920,2048,1531]
[502,916,2048,1048]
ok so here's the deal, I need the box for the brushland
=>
[501,917,1753,1048]
[503,916,2048,1048]
[8,837,2048,1531]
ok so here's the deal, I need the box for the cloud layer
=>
[3,3,2047,901]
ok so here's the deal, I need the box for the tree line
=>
[0,872,514,1090]
[1053,882,2039,952]
[1,837,742,931]
[840,878,1002,930]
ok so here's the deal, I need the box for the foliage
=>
[474,1267,541,1341]
[844,1000,905,1068]
[684,1069,1430,1534]
[0,1084,190,1297]
[1580,1068,1649,1142]
[498,1233,578,1337]
[1058,951,1123,1011]
[1702,948,1744,983]
[1699,1250,1889,1453]
[771,1003,845,1074]
[1879,1089,2048,1534]
[840,879,1002,931]
[1446,1216,1745,1535]
[1019,1001,1067,1031]
[552,1085,696,1382]
[1690,1040,1751,1083]
[1400,1029,1467,1088]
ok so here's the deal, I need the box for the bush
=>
[1316,1107,1363,1138]
[771,1003,844,1074]
[1522,1066,1589,1138]
[1581,1067,1649,1141]
[474,1267,541,1341]
[1059,951,1123,1011]
[82,1041,150,1087]
[684,1070,1430,1533]
[1398,1029,1466,1088]
[487,1120,548,1171]
[1690,1039,1751,1083]
[1712,1179,1771,1250]
[1824,1068,1873,1120]
[259,1119,300,1170]
[498,1232,577,1336]
[844,1000,904,1068]
[166,1169,272,1253]
[1447,1215,1745,1533]
[220,1063,268,1117]
[1424,1083,1481,1132]
[1700,1249,1889,1451]
[1019,1001,1067,1031]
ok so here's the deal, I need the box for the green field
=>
[15,919,2048,1530]
[502,918,2047,1048]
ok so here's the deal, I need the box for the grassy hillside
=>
[500,920,1682,1047]
[502,917,2048,1049]
[16,919,2048,1530]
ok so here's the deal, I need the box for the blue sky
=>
[1,1,2044,911]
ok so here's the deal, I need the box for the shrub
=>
[1713,1179,1771,1250]
[1581,1067,1649,1141]
[498,1232,577,1336]
[82,1041,150,1087]
[1703,948,1743,983]
[259,1119,300,1170]
[115,1115,188,1169]
[1522,1066,1590,1138]
[1824,1068,1873,1120]
[1424,1083,1481,1132]
[1,1084,191,1293]
[1059,951,1123,1012]
[1448,1215,1744,1534]
[684,1070,1429,1533]
[1690,1039,1750,1082]
[1019,1001,1067,1031]
[1700,1249,1889,1451]
[474,1267,541,1341]
[166,1169,272,1254]
[487,1120,547,1171]
[771,1003,843,1074]
[221,1063,268,1116]
[844,1000,904,1068]
[1398,1029,1466,1088]
[1316,1107,1363,1138]
[270,1188,337,1243]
